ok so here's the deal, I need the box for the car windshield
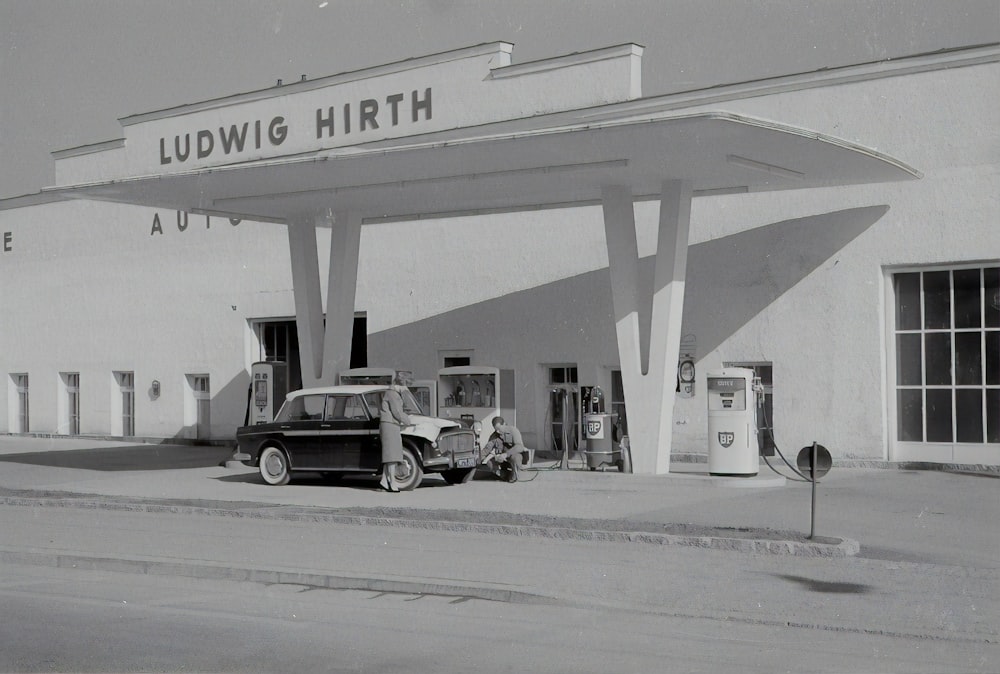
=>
[400,388,424,415]
[363,388,425,417]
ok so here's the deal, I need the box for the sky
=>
[1,0,998,200]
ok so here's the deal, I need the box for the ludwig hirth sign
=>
[110,43,642,179]
[156,87,433,167]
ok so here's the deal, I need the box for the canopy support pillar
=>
[322,210,362,383]
[288,218,325,386]
[601,180,692,474]
[287,210,362,387]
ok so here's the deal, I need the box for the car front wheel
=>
[392,446,424,491]
[259,445,290,486]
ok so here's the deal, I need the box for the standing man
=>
[481,416,525,482]
[378,372,413,492]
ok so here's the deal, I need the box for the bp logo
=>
[587,420,603,436]
[718,431,735,448]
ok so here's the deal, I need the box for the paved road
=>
[1,504,996,669]
[2,563,990,674]
[0,436,997,672]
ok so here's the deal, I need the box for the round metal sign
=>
[797,444,832,479]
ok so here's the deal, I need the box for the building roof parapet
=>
[117,41,515,128]
[645,42,1000,109]
[51,138,125,160]
[489,43,643,80]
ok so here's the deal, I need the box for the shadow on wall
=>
[169,368,251,443]
[368,205,890,367]
[684,205,889,355]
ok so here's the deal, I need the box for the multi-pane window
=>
[192,375,210,393]
[893,266,1000,445]
[260,323,290,362]
[548,366,578,386]
[13,373,29,433]
[116,371,135,437]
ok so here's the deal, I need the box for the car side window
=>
[276,395,326,422]
[326,394,369,421]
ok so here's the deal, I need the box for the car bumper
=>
[423,452,478,469]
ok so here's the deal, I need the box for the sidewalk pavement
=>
[0,435,997,567]
[0,436,1000,568]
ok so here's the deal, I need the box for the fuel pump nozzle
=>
[752,376,765,408]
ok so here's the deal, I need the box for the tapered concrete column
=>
[287,218,325,386]
[321,210,362,384]
[601,181,692,474]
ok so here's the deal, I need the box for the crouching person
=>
[481,416,525,482]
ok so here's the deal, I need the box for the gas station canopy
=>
[41,42,918,224]
[46,106,918,224]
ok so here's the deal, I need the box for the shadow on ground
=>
[773,574,874,594]
[0,445,234,471]
[214,471,456,490]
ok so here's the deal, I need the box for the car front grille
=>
[438,429,477,455]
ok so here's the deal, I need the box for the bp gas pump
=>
[706,368,759,476]
[249,361,289,425]
[583,386,622,471]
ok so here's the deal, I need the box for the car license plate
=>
[456,457,475,468]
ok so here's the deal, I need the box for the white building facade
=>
[1,43,997,467]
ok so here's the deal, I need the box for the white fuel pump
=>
[706,368,759,476]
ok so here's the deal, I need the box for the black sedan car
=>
[235,385,479,490]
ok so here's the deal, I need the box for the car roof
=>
[285,384,388,399]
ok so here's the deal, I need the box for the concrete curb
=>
[0,494,859,557]
[0,548,556,606]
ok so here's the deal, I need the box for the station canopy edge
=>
[42,111,920,225]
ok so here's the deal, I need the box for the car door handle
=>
[279,425,290,430]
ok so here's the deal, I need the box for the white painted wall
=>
[0,201,292,439]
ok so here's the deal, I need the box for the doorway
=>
[254,314,368,391]
[725,361,774,456]
[547,365,580,454]
[187,374,211,440]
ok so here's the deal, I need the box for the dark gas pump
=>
[583,385,623,471]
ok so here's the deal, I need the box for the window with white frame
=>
[440,350,474,368]
[62,372,80,435]
[891,266,999,458]
[189,374,211,439]
[115,371,135,437]
[12,373,29,433]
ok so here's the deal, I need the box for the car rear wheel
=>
[442,467,477,485]
[259,445,290,486]
[393,446,423,491]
